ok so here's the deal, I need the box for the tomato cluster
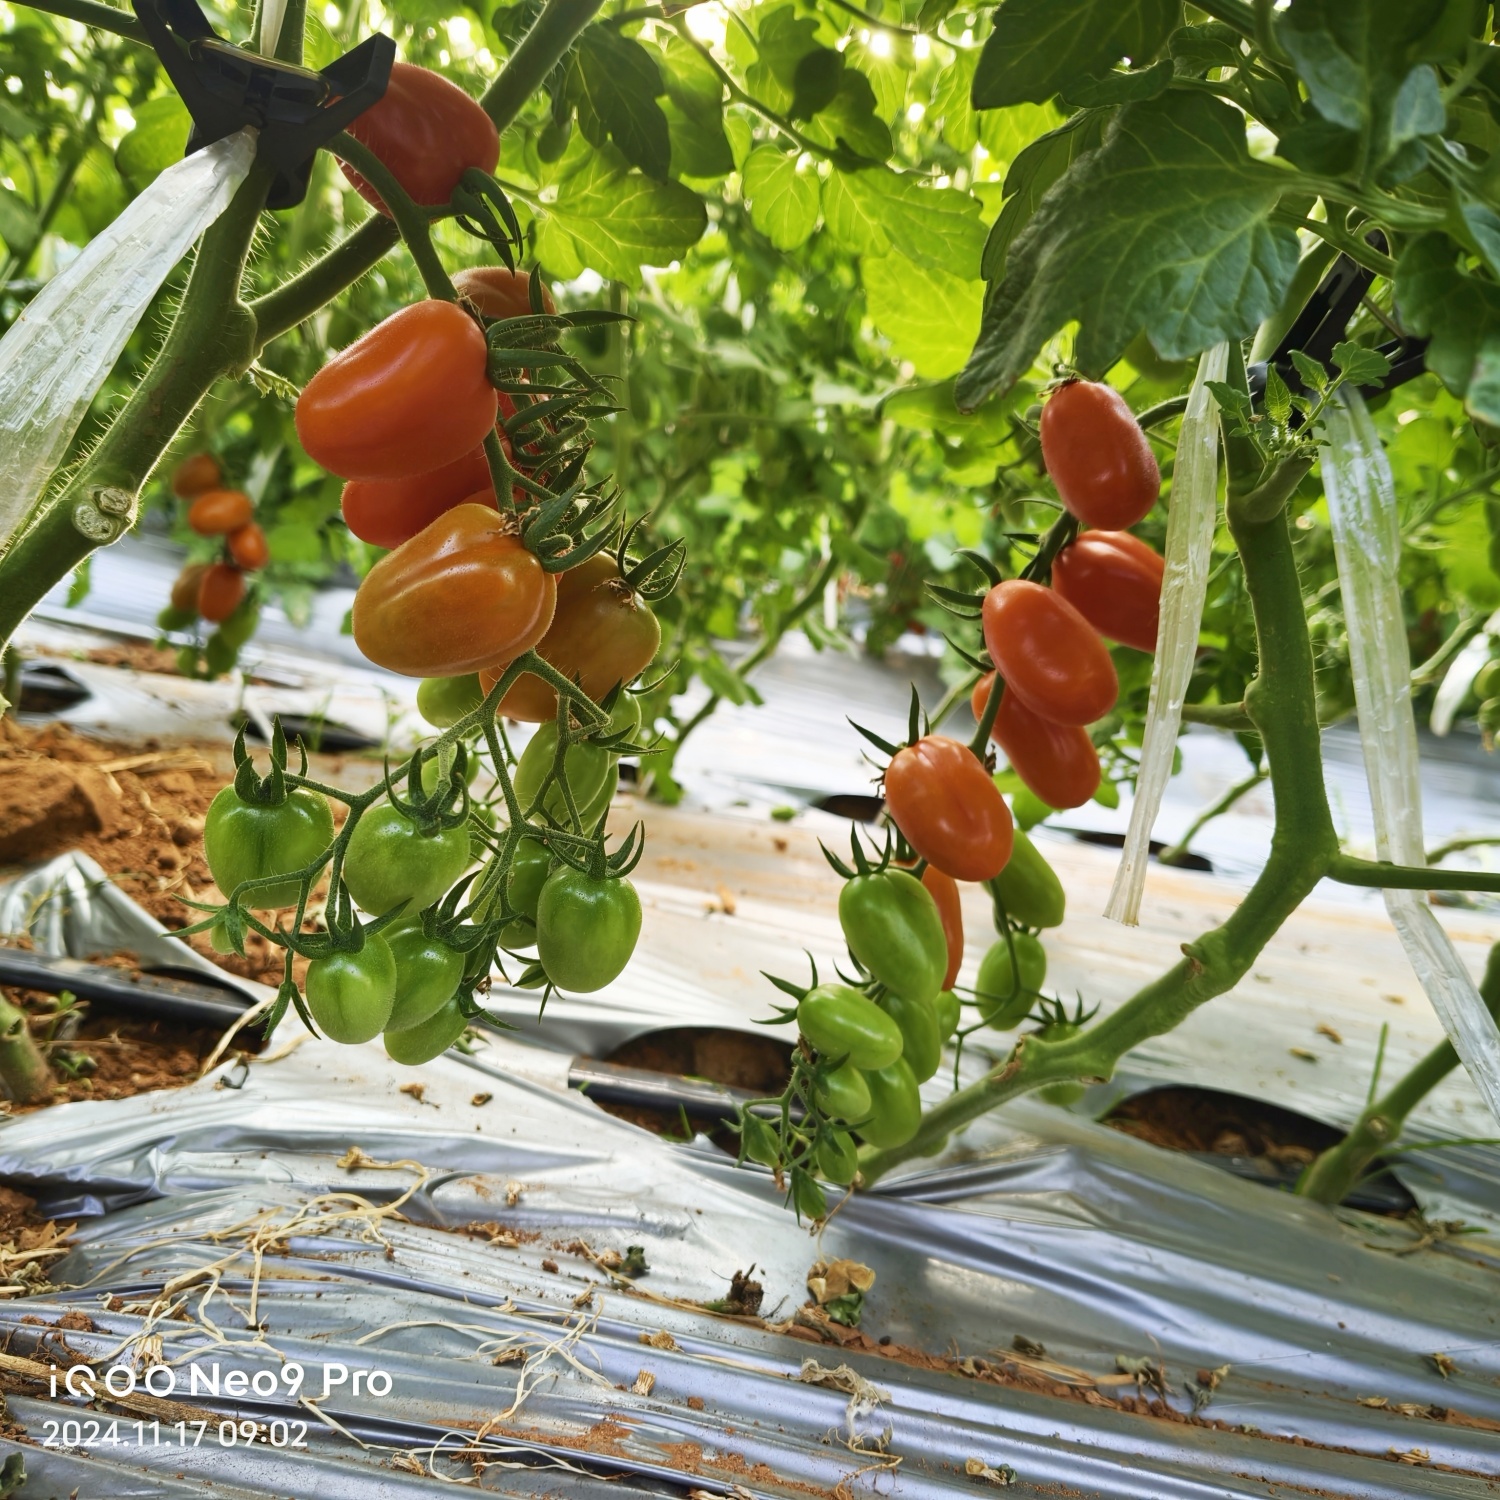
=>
[159,453,269,677]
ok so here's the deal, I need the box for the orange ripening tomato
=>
[1051,530,1164,655]
[973,672,1100,811]
[227,522,270,571]
[341,437,511,549]
[342,63,499,213]
[982,579,1117,727]
[187,488,253,537]
[296,301,497,482]
[171,452,221,499]
[884,736,1013,883]
[480,554,660,721]
[921,865,964,990]
[352,502,556,677]
[198,563,245,623]
[454,266,555,321]
[1039,380,1160,530]
[170,562,209,614]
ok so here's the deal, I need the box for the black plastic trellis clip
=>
[131,0,395,210]
[1247,230,1429,409]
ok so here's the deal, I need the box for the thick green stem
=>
[1328,853,1500,895]
[16,0,147,41]
[860,505,1341,1183]
[250,216,400,351]
[1298,944,1500,1204]
[0,995,53,1105]
[1158,766,1268,867]
[0,166,271,649]
[482,0,604,132]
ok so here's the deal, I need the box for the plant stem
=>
[0,994,53,1105]
[482,0,605,132]
[1426,833,1500,865]
[250,216,400,351]
[0,166,272,653]
[1158,766,1268,867]
[1327,853,1500,895]
[860,504,1340,1183]
[15,0,147,42]
[1298,944,1500,1204]
[1180,701,1255,731]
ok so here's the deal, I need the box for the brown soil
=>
[80,641,185,675]
[0,1185,75,1299]
[1104,1085,1341,1171]
[0,719,331,985]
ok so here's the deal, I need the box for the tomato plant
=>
[305,936,397,1045]
[535,867,641,993]
[883,735,1013,883]
[836,865,946,1007]
[982,580,1118,728]
[973,674,1101,811]
[343,804,472,917]
[1051,531,1164,655]
[1038,380,1160,530]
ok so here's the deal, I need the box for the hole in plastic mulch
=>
[1069,828,1214,873]
[15,661,91,715]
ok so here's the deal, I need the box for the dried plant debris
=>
[703,1266,764,1317]
[807,1258,875,1328]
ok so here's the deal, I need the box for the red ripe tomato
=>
[1051,530,1164,654]
[198,562,245,623]
[982,580,1117,727]
[973,672,1100,810]
[921,865,964,990]
[343,440,497,549]
[227,522,269,571]
[352,502,556,677]
[343,63,499,213]
[454,266,555,321]
[884,735,1013,883]
[1039,380,1160,529]
[187,489,253,536]
[171,452,221,499]
[296,301,497,482]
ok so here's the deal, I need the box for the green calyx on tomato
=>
[739,1111,782,1168]
[514,721,616,829]
[384,918,466,1030]
[838,867,947,1006]
[877,991,942,1083]
[976,933,1047,1030]
[815,1129,859,1185]
[343,804,472,918]
[385,994,470,1065]
[855,1058,921,1149]
[991,828,1066,930]
[305,932,397,1044]
[535,867,641,992]
[797,983,904,1070]
[813,1060,872,1123]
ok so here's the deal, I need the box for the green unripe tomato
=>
[1010,786,1053,830]
[856,1058,921,1149]
[204,783,335,909]
[384,920,465,1030]
[1475,659,1500,702]
[1481,696,1500,735]
[976,933,1047,1029]
[203,630,237,677]
[157,603,196,632]
[535,868,641,992]
[216,597,260,651]
[343,806,471,918]
[507,837,552,922]
[838,869,946,1005]
[933,989,960,1041]
[816,1129,859,1186]
[417,673,484,728]
[878,991,942,1083]
[514,722,614,827]
[498,917,537,950]
[791,1166,828,1222]
[1036,1020,1086,1106]
[384,995,468,1064]
[739,1112,781,1167]
[814,1060,872,1123]
[305,935,396,1044]
[797,983,904,1070]
[993,828,1065,929]
[603,692,642,740]
[419,750,479,795]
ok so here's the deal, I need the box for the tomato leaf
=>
[574,26,672,182]
[863,252,983,380]
[742,146,820,250]
[802,71,893,164]
[821,167,984,277]
[659,32,725,122]
[0,185,37,252]
[927,47,978,153]
[664,97,734,180]
[971,0,1180,109]
[1396,233,1500,423]
[115,94,191,187]
[956,93,1299,409]
[1059,59,1174,109]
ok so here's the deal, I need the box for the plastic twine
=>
[0,129,257,554]
[1105,342,1228,925]
[1322,389,1500,1125]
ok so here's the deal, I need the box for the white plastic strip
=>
[257,0,289,57]
[1322,390,1500,1124]
[0,128,257,552]
[1105,343,1227,925]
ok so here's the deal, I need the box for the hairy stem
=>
[15,0,147,42]
[0,995,53,1106]
[481,0,604,132]
[250,217,400,351]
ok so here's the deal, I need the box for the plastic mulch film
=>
[1105,343,1227,925]
[0,129,256,552]
[1322,390,1500,1126]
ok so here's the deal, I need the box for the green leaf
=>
[957,92,1298,409]
[863,252,983,380]
[533,211,586,278]
[664,97,733,180]
[115,93,191,186]
[1168,21,1244,73]
[820,167,984,276]
[1458,193,1500,280]
[742,145,820,250]
[802,70,892,163]
[981,109,1106,283]
[0,98,37,140]
[845,37,910,122]
[0,185,37,251]
[575,26,671,181]
[1277,0,1450,170]
[265,521,323,566]
[548,146,708,286]
[1395,232,1500,423]
[660,32,725,122]
[1288,348,1329,392]
[791,47,845,120]
[927,47,977,153]
[1263,365,1292,425]
[724,108,754,170]
[66,558,92,608]
[1331,340,1392,385]
[972,0,1180,109]
[1059,58,1174,109]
